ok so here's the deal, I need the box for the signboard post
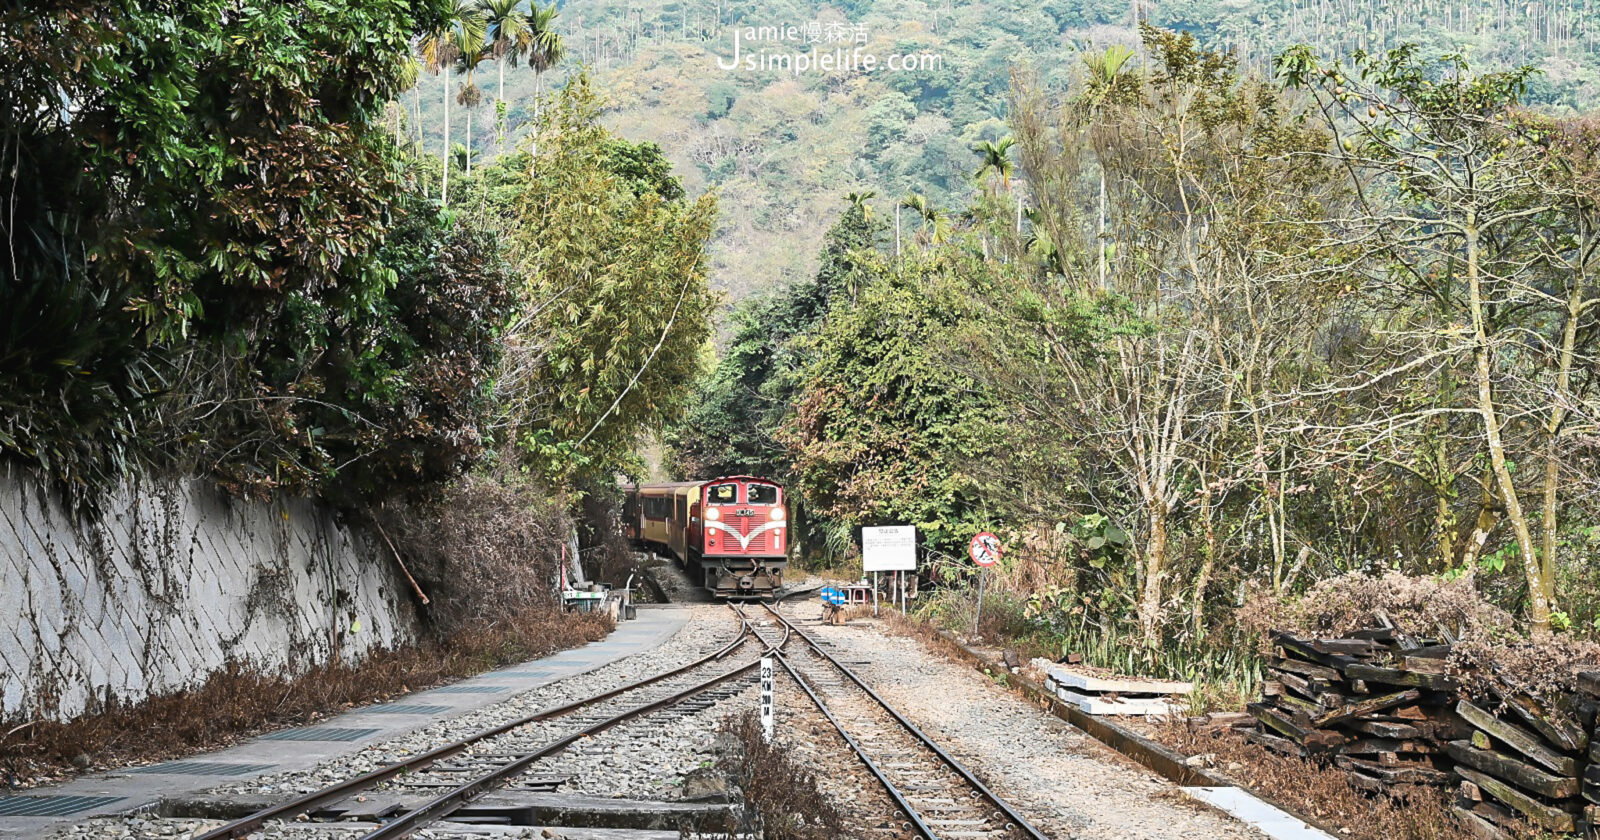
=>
[759,656,775,742]
[969,531,1003,637]
[862,526,917,617]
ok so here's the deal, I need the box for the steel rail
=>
[359,657,760,840]
[730,602,793,653]
[737,607,937,836]
[766,642,941,840]
[762,603,1051,840]
[363,604,792,839]
[195,612,756,840]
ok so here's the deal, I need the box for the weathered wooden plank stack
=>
[1248,623,1464,795]
[1579,673,1600,838]
[1447,683,1590,838]
[1571,671,1600,835]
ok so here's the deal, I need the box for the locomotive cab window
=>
[748,484,778,505]
[707,483,739,504]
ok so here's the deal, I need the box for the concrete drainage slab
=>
[126,761,277,777]
[259,726,380,742]
[361,704,454,715]
[1182,787,1335,840]
[0,796,125,817]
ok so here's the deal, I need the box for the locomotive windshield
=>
[707,483,739,504]
[748,484,778,505]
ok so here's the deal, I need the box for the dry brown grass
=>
[1452,633,1600,708]
[718,711,846,840]
[373,468,576,636]
[0,607,610,790]
[1237,572,1516,646]
[1150,719,1547,840]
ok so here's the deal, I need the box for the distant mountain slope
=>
[407,0,1599,301]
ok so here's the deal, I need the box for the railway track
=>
[751,603,1051,840]
[155,595,1047,840]
[192,606,785,839]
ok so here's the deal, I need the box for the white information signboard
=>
[862,525,917,572]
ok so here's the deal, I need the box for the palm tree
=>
[896,193,928,257]
[479,0,530,145]
[409,53,425,148]
[1025,209,1066,277]
[844,190,876,220]
[972,136,1016,193]
[454,30,490,176]
[1081,44,1136,105]
[451,142,479,173]
[420,1,485,206]
[526,1,565,162]
[1080,45,1136,290]
[923,206,951,245]
[972,136,1019,260]
[897,194,946,247]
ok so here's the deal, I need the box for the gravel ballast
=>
[46,594,1270,840]
[771,598,1265,840]
[47,605,744,840]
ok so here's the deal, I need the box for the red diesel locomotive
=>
[621,476,788,598]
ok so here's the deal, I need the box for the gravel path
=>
[50,816,567,840]
[45,596,1267,840]
[48,605,746,840]
[198,604,740,799]
[776,599,1264,840]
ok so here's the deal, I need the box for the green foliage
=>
[446,0,1600,302]
[284,189,518,501]
[667,203,884,482]
[598,138,687,201]
[0,268,160,492]
[46,0,443,342]
[0,0,534,508]
[495,75,720,480]
[782,249,1005,556]
[3,3,715,514]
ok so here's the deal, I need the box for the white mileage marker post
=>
[759,657,775,742]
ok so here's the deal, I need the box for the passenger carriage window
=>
[707,483,739,504]
[748,484,778,505]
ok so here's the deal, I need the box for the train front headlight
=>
[706,508,720,520]
[769,508,785,521]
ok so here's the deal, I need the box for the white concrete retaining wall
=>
[0,468,421,722]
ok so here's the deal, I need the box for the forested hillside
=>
[669,24,1600,685]
[407,0,1600,298]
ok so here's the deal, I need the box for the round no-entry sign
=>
[969,531,1003,567]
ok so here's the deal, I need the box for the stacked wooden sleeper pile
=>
[1248,624,1465,795]
[1448,683,1590,838]
[1247,618,1600,837]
